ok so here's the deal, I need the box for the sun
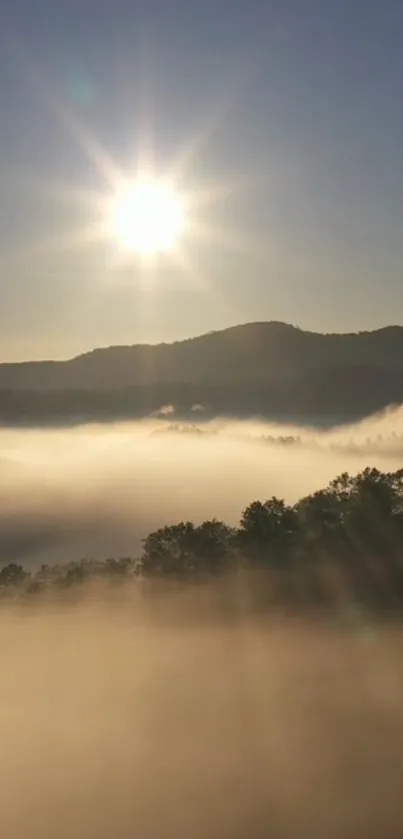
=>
[108,177,185,255]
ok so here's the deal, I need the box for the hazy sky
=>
[1,0,403,360]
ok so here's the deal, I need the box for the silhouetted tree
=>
[0,466,402,613]
[238,497,299,565]
[141,520,235,576]
[0,563,29,587]
[103,557,135,577]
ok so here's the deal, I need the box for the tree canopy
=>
[1,467,403,612]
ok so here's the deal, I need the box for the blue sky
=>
[0,0,403,359]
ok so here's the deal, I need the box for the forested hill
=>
[0,322,402,424]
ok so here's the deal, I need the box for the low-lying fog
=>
[1,594,403,838]
[1,406,403,565]
[2,408,403,837]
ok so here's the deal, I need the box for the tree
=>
[296,489,345,549]
[189,519,236,573]
[103,557,135,577]
[0,563,29,587]
[141,519,235,576]
[238,497,299,565]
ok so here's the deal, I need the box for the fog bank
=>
[0,406,403,566]
[1,594,403,838]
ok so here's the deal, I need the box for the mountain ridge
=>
[2,321,403,367]
[66,321,403,362]
[0,321,402,425]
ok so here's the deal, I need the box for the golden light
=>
[108,177,185,255]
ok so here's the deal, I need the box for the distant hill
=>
[0,322,402,425]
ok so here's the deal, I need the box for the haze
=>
[1,409,403,565]
[2,586,403,838]
[2,0,403,834]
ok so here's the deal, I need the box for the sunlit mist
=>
[1,408,403,566]
[2,593,403,839]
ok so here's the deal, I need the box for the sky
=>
[0,0,403,360]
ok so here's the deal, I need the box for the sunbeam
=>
[3,32,270,303]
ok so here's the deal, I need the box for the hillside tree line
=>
[1,467,403,611]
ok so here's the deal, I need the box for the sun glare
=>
[108,178,185,255]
